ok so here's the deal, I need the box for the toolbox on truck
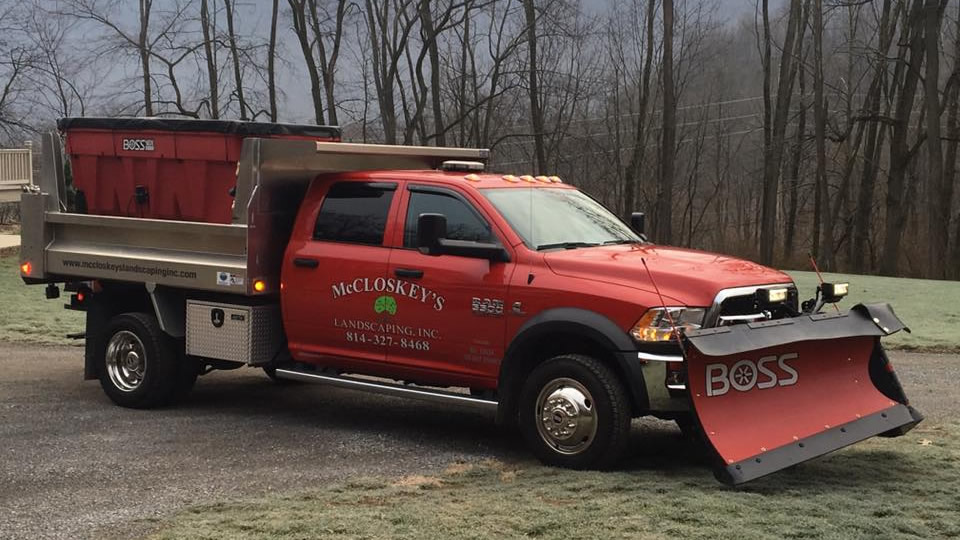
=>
[58,117,341,224]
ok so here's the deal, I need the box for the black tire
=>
[97,312,180,409]
[518,354,631,469]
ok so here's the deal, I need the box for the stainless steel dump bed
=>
[20,133,488,295]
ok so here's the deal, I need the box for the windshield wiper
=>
[602,239,637,245]
[536,241,600,251]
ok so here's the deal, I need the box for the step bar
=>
[273,368,499,412]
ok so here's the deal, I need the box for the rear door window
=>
[314,182,396,246]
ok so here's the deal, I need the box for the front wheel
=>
[97,312,180,409]
[519,354,631,469]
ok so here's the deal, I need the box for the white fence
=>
[0,147,33,203]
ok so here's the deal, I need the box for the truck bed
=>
[21,133,488,295]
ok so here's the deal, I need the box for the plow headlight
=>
[757,287,789,304]
[821,282,849,303]
[630,307,705,342]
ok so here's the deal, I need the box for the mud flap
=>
[682,304,923,485]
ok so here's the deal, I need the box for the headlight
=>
[630,307,706,342]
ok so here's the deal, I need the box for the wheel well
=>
[497,332,640,426]
[83,282,155,380]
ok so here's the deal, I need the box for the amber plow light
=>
[253,279,267,293]
[20,261,32,276]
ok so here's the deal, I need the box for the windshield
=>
[482,188,641,250]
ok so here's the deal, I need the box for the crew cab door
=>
[385,184,515,385]
[282,180,399,364]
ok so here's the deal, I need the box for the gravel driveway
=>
[0,343,952,539]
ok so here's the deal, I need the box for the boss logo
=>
[705,353,799,397]
[122,138,155,152]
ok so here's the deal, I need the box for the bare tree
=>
[268,0,280,122]
[223,0,248,120]
[522,0,546,173]
[881,0,926,276]
[851,0,897,273]
[758,0,804,265]
[657,0,676,244]
[62,0,159,115]
[945,11,960,278]
[923,0,947,278]
[622,0,657,218]
[200,0,219,118]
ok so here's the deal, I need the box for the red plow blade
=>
[682,304,923,485]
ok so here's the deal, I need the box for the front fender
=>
[498,308,648,423]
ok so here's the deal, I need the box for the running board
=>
[273,368,499,412]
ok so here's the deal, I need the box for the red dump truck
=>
[19,118,921,484]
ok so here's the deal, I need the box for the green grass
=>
[0,249,83,345]
[147,424,959,540]
[789,271,960,351]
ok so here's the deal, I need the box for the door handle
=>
[394,268,424,279]
[293,257,319,268]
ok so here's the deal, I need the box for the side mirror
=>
[417,212,510,262]
[417,213,447,254]
[630,212,646,236]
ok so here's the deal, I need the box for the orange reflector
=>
[253,280,267,293]
[502,175,520,183]
[549,176,563,183]
[20,261,32,276]
[535,175,550,183]
[519,175,536,183]
[464,174,481,182]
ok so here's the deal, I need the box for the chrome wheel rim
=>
[535,377,597,455]
[105,330,146,392]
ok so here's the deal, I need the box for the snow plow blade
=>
[682,303,923,485]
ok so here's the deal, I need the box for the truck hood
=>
[543,244,794,307]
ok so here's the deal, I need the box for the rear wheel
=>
[519,354,631,469]
[97,313,181,408]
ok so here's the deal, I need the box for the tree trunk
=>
[945,12,960,278]
[268,0,279,122]
[852,0,895,273]
[658,0,675,244]
[289,0,324,124]
[223,0,248,120]
[881,0,925,276]
[200,0,219,119]
[923,0,945,278]
[785,54,807,257]
[813,0,831,267]
[522,0,546,174]
[622,0,656,219]
[420,0,445,146]
[138,0,153,116]
[759,0,804,264]
[308,0,345,126]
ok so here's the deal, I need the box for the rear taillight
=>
[20,261,32,276]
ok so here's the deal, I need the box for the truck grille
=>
[710,286,799,327]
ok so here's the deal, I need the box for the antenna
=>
[642,257,686,350]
